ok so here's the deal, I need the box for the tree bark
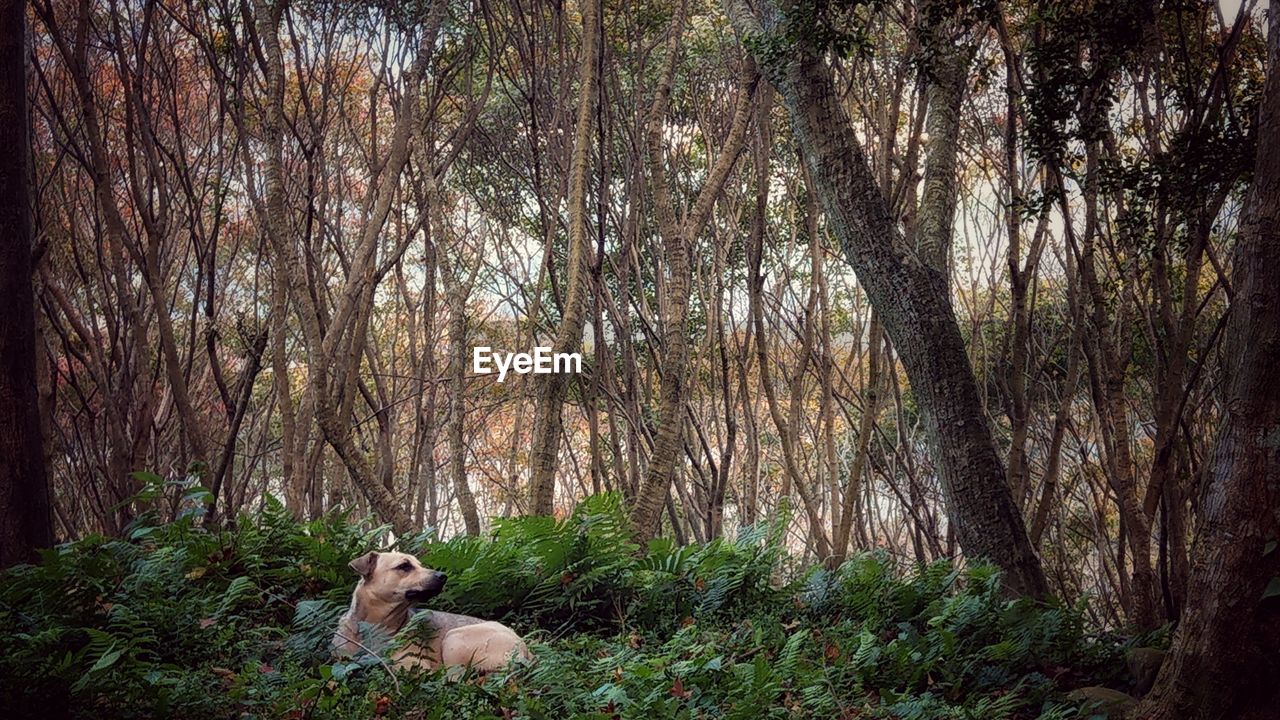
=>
[0,0,55,566]
[1134,16,1280,718]
[915,0,968,278]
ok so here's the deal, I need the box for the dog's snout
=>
[435,572,448,584]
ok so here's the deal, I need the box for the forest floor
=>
[0,496,1153,719]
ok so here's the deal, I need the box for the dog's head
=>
[348,551,448,607]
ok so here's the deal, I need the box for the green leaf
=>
[130,470,165,487]
[90,644,124,673]
[181,486,214,505]
[1262,577,1280,600]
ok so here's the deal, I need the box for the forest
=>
[0,0,1277,718]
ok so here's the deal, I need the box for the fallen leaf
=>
[210,667,236,686]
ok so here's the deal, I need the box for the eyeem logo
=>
[472,346,582,383]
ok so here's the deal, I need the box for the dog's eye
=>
[396,563,412,572]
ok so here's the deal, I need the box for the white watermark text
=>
[472,346,582,382]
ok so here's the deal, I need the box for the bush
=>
[0,494,1122,719]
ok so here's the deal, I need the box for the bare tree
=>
[251,0,446,534]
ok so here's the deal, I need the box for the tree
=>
[724,0,1048,596]
[442,249,483,536]
[0,0,55,566]
[628,0,757,539]
[528,0,600,516]
[250,0,446,535]
[1133,12,1280,718]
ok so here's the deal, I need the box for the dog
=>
[332,550,531,672]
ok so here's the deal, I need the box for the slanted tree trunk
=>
[833,312,882,562]
[725,0,1048,597]
[0,0,55,566]
[1134,17,1280,718]
[750,164,831,558]
[914,0,968,278]
[628,0,757,538]
[528,0,600,516]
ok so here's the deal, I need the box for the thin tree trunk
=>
[834,313,881,562]
[629,2,757,537]
[751,170,831,558]
[272,255,302,517]
[444,263,481,536]
[528,0,600,515]
[253,0,429,535]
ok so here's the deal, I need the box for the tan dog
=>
[332,550,531,672]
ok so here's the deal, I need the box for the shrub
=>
[0,493,1121,719]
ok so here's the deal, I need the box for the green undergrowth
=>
[1,494,1127,719]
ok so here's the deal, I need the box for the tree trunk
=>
[750,167,831,558]
[1134,17,1280,718]
[528,0,599,516]
[0,0,55,566]
[915,0,968,278]
[253,0,430,536]
[274,257,302,517]
[833,313,881,562]
[629,2,756,538]
[445,267,481,536]
[725,0,1048,597]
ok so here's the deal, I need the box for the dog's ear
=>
[348,551,379,579]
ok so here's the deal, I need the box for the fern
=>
[0,493,1122,720]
